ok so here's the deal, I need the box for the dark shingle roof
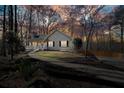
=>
[29,30,72,42]
[29,34,47,41]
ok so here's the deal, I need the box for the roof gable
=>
[44,30,72,41]
[29,30,72,42]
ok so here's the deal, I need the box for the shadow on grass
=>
[57,57,124,72]
[43,62,124,88]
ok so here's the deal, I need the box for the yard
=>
[35,51,124,61]
[35,51,83,62]
[34,51,124,71]
[0,51,124,87]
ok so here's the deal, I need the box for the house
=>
[28,30,73,51]
[28,34,47,49]
[111,24,124,42]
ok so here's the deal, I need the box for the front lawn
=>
[35,51,124,71]
[35,51,83,62]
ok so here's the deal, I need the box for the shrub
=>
[73,38,82,50]
[16,58,38,81]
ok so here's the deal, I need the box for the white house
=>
[28,30,73,51]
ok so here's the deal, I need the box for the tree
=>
[73,38,82,51]
[79,5,105,58]
[8,5,14,60]
[14,5,18,53]
[2,5,6,56]
[114,6,124,53]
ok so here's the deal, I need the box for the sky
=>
[0,5,123,38]
[0,5,121,15]
[99,5,118,14]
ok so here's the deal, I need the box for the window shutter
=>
[53,41,55,47]
[59,41,61,47]
[47,41,48,47]
[67,41,69,47]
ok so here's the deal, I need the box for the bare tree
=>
[114,6,124,53]
[2,5,6,56]
[8,5,14,60]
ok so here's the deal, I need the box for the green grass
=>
[35,51,82,62]
[34,51,124,71]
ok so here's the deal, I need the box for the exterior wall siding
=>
[47,31,73,51]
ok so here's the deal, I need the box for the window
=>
[60,41,69,47]
[37,42,42,46]
[32,42,37,46]
[48,41,54,47]
[29,42,32,46]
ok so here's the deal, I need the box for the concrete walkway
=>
[29,53,124,87]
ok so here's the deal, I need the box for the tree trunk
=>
[85,22,94,58]
[9,5,14,60]
[15,5,18,53]
[20,25,23,41]
[121,18,124,53]
[29,8,32,34]
[15,5,17,36]
[27,7,32,46]
[2,5,6,56]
